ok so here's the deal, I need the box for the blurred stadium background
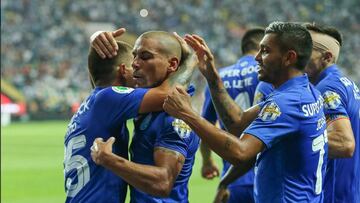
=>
[1,0,359,202]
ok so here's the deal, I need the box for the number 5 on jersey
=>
[64,135,90,197]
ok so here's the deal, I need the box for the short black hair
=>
[88,41,133,86]
[265,22,313,70]
[302,22,342,46]
[241,28,265,54]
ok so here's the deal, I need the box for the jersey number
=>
[312,131,327,195]
[64,135,90,197]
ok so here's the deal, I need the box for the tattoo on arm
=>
[208,79,244,131]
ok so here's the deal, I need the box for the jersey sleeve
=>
[201,87,217,124]
[94,86,149,121]
[154,116,192,158]
[244,96,300,148]
[316,81,348,118]
[253,82,274,105]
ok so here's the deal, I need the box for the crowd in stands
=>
[1,0,359,119]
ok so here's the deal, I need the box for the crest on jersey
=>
[323,91,341,110]
[258,101,281,121]
[139,114,152,130]
[253,92,264,105]
[172,119,192,139]
[112,86,134,94]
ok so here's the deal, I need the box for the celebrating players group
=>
[64,21,359,203]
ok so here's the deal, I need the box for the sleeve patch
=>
[112,86,134,94]
[258,101,281,121]
[253,92,264,105]
[172,119,192,139]
[323,91,341,110]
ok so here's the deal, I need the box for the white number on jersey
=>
[64,135,90,197]
[312,131,328,194]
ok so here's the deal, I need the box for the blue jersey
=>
[64,86,148,203]
[315,65,360,203]
[253,81,274,105]
[130,112,200,203]
[202,55,259,190]
[244,75,328,202]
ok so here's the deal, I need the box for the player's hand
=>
[173,32,198,67]
[202,158,220,179]
[90,28,126,59]
[90,137,115,165]
[184,34,217,79]
[213,185,230,203]
[163,85,194,119]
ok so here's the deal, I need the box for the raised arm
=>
[184,34,255,135]
[91,138,185,197]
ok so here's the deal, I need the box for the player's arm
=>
[91,138,184,197]
[326,114,355,158]
[184,34,255,135]
[213,158,256,203]
[164,87,263,164]
[200,89,220,179]
[200,141,220,179]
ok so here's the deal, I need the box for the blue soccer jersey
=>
[315,65,360,203]
[253,81,274,105]
[129,112,200,203]
[64,86,148,203]
[244,75,328,202]
[202,55,259,202]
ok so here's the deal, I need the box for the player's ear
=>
[284,50,297,67]
[118,64,126,75]
[167,57,179,73]
[323,51,334,64]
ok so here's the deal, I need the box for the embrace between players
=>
[64,21,359,203]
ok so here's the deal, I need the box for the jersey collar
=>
[275,74,309,92]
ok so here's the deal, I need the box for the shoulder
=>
[316,74,345,93]
[316,75,349,104]
[162,114,194,139]
[257,82,274,93]
[96,86,146,101]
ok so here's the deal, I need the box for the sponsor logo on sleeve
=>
[258,101,281,121]
[323,91,341,110]
[112,86,134,94]
[172,119,192,139]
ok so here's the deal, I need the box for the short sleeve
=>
[244,96,300,148]
[94,87,149,121]
[253,82,274,105]
[154,116,192,158]
[317,82,348,117]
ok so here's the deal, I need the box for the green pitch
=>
[1,121,222,203]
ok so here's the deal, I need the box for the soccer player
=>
[91,31,199,202]
[163,22,328,202]
[303,23,359,203]
[200,28,264,203]
[64,29,196,203]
